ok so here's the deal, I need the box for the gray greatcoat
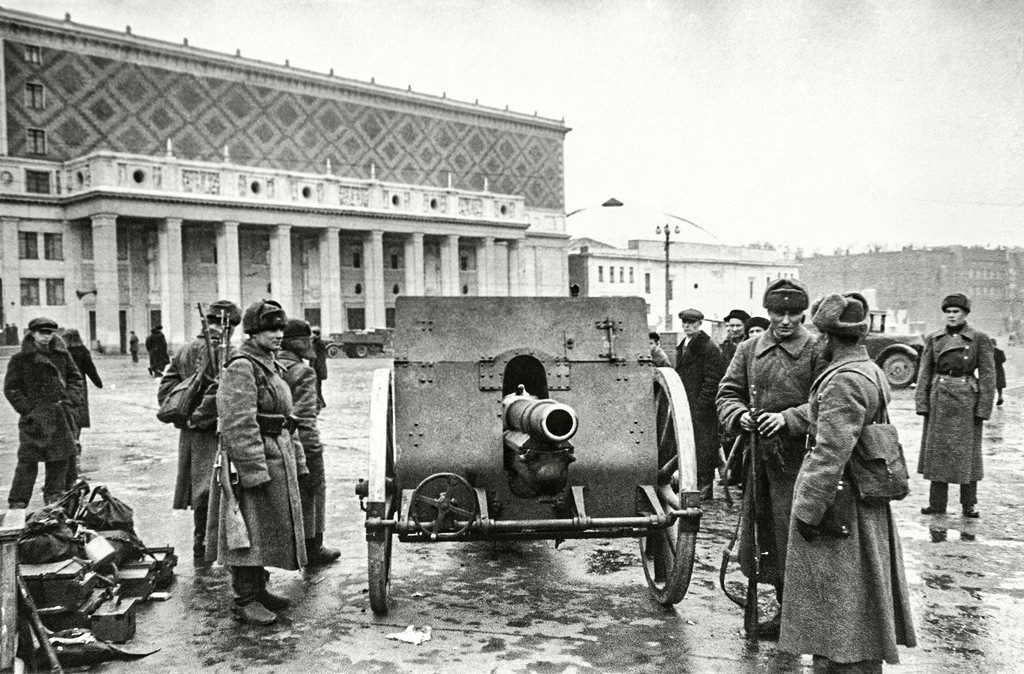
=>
[159,337,220,510]
[780,344,916,664]
[66,341,102,428]
[279,350,325,539]
[4,334,85,462]
[915,325,995,484]
[205,341,307,570]
[716,324,824,587]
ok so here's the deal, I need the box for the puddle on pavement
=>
[585,547,637,575]
[929,527,977,543]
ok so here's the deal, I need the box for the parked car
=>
[324,329,394,359]
[863,311,923,389]
[806,311,923,388]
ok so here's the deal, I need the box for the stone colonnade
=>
[86,214,530,350]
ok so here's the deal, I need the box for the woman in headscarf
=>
[205,300,307,626]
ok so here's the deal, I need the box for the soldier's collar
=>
[755,324,810,358]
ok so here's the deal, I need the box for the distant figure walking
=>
[62,328,102,487]
[993,339,1006,406]
[129,330,140,363]
[4,317,85,508]
[145,325,170,377]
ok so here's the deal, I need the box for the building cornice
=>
[0,7,570,135]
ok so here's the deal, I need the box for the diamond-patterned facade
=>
[5,41,565,209]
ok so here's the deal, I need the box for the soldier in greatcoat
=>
[159,300,240,564]
[916,293,995,518]
[675,308,724,498]
[145,325,170,377]
[716,278,824,637]
[279,319,341,567]
[4,317,85,507]
[206,300,307,626]
[780,292,916,669]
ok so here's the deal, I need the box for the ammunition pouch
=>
[255,414,299,437]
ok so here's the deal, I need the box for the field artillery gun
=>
[355,296,700,615]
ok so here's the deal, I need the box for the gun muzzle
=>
[502,385,578,443]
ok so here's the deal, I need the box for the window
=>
[619,267,624,283]
[352,251,361,268]
[20,278,40,306]
[598,266,604,282]
[629,267,634,284]
[45,279,64,306]
[347,307,366,330]
[749,278,755,299]
[460,254,468,271]
[25,83,45,109]
[609,266,614,283]
[18,232,38,259]
[27,129,46,155]
[25,170,50,194]
[116,227,128,261]
[645,272,651,294]
[43,233,63,260]
[81,228,94,260]
[24,45,41,64]
[390,252,400,270]
[385,307,396,328]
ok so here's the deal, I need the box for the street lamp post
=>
[655,224,680,331]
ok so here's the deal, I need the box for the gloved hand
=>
[796,518,819,542]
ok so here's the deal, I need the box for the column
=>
[506,239,521,296]
[319,226,342,333]
[1,217,20,329]
[216,220,241,305]
[156,217,185,348]
[440,234,459,296]
[363,230,385,328]
[403,232,425,296]
[520,242,537,297]
[269,224,293,314]
[477,236,495,296]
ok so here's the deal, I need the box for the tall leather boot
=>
[231,566,276,626]
[256,568,291,611]
[306,533,341,567]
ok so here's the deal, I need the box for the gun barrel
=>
[503,388,578,443]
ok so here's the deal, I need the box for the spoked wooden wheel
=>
[639,367,700,606]
[366,368,397,616]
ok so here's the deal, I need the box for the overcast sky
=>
[10,0,1024,253]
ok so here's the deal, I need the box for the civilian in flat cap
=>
[780,293,916,669]
[159,299,241,565]
[716,278,825,637]
[279,319,340,567]
[915,293,995,518]
[4,317,85,508]
[206,300,307,626]
[721,309,752,365]
[145,324,170,377]
[674,309,725,498]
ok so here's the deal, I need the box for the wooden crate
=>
[0,509,25,671]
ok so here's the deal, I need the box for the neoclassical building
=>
[0,8,570,351]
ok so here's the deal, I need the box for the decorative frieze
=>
[182,169,220,195]
[458,197,483,218]
[339,185,370,208]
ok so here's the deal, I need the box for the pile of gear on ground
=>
[14,479,174,669]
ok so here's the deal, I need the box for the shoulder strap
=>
[817,364,889,424]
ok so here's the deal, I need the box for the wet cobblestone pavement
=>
[2,352,1024,672]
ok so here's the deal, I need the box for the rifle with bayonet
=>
[211,304,250,551]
